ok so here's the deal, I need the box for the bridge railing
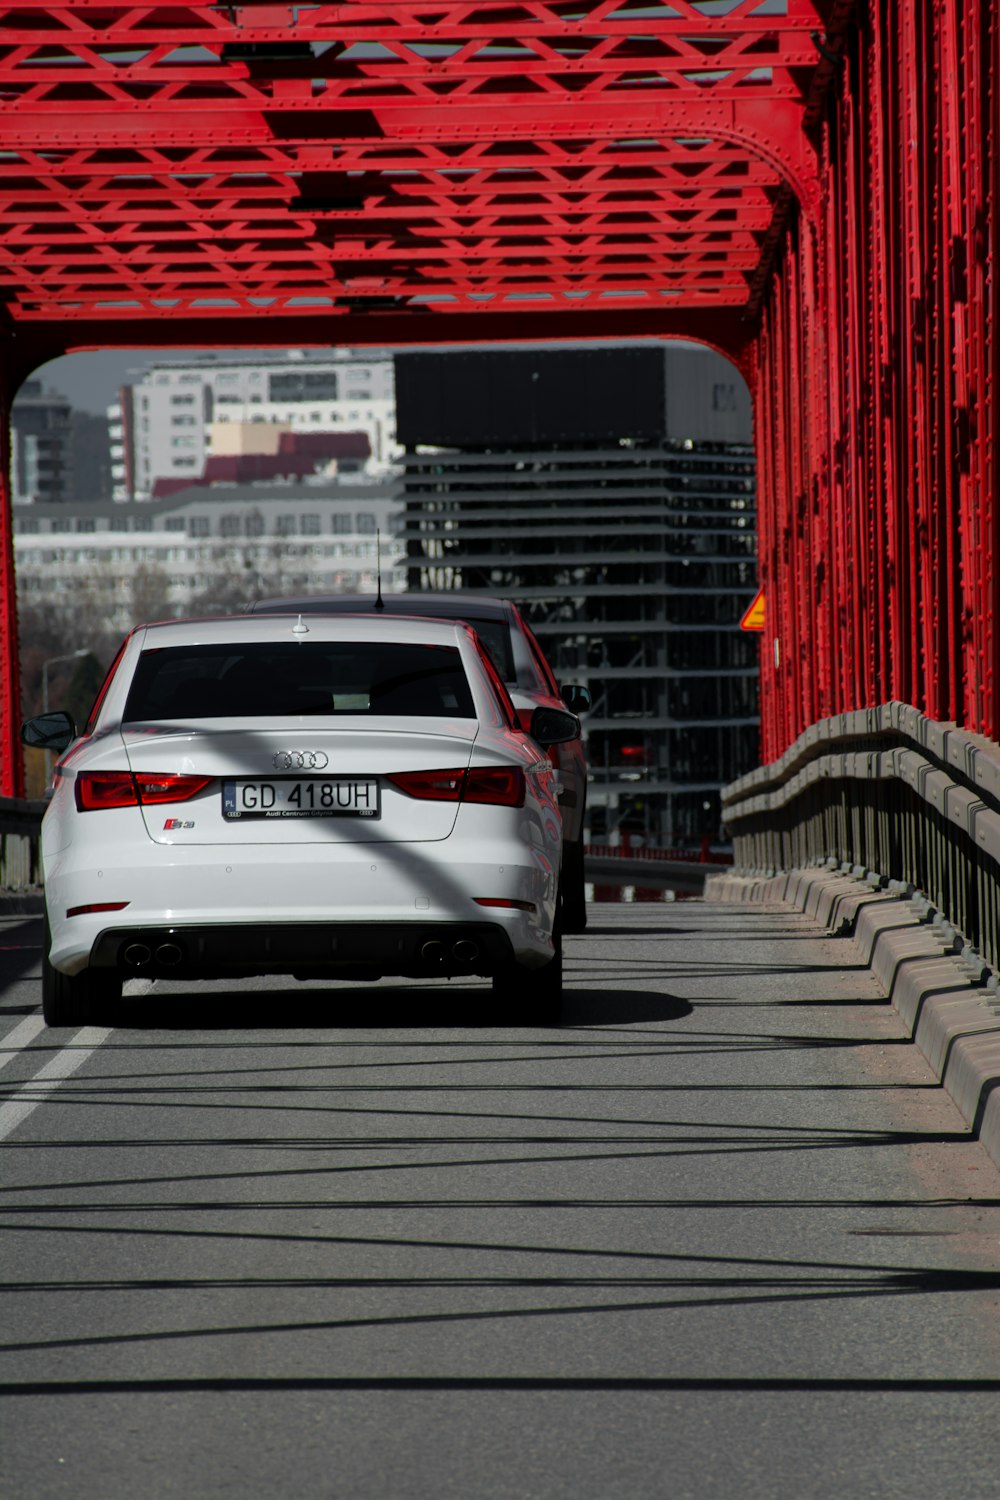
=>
[584,843,731,894]
[721,702,1000,972]
[0,797,46,894]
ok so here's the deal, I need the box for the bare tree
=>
[187,544,314,615]
[131,562,174,625]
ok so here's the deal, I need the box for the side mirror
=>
[530,706,580,748]
[21,710,76,753]
[560,683,591,714]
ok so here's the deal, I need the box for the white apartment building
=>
[112,349,400,501]
[14,479,405,632]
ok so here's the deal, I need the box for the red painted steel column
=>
[817,93,853,724]
[0,358,23,797]
[947,0,999,735]
[753,269,789,762]
[987,0,1000,735]
[754,215,828,761]
[755,0,1000,755]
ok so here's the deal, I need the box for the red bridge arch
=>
[0,1,997,791]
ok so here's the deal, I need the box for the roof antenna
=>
[374,527,385,610]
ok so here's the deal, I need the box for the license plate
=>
[222,778,380,820]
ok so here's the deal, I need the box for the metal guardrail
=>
[720,701,1000,972]
[584,845,732,893]
[0,795,46,893]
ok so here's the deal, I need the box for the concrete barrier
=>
[707,865,1000,1175]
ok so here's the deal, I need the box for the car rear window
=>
[123,642,476,721]
[463,618,515,681]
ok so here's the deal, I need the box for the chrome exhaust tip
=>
[452,939,480,963]
[122,942,152,969]
[155,942,184,967]
[420,940,446,964]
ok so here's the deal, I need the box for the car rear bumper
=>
[89,920,518,981]
[44,839,557,977]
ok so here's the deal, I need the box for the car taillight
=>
[135,774,214,805]
[386,766,525,808]
[76,772,137,811]
[474,897,537,912]
[75,771,213,812]
[385,768,465,801]
[67,901,130,918]
[464,767,525,807]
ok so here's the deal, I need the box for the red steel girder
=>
[0,140,786,182]
[0,93,818,237]
[0,185,781,217]
[0,1,827,44]
[0,0,825,64]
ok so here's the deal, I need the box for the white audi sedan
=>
[22,614,579,1028]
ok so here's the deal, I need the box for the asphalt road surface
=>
[3,900,1000,1500]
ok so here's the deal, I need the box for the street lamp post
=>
[41,648,88,783]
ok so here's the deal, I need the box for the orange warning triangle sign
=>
[740,589,765,631]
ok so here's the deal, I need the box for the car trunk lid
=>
[121,722,478,845]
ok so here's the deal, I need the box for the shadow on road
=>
[107,984,694,1031]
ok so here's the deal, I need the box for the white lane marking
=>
[0,1014,46,1070]
[0,1026,112,1142]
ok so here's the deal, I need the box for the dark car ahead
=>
[248,592,591,930]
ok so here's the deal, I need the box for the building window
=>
[356,512,377,534]
[165,517,186,532]
[332,513,352,534]
[220,514,241,537]
[268,371,338,402]
[300,514,320,535]
[189,517,210,537]
[275,515,297,537]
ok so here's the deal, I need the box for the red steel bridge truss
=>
[0,1,996,791]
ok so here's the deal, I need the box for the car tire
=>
[560,838,588,934]
[492,933,563,1024]
[42,919,122,1028]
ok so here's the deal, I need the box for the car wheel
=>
[560,839,588,934]
[42,919,122,1028]
[492,934,563,1023]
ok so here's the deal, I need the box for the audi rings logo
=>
[272,750,329,771]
